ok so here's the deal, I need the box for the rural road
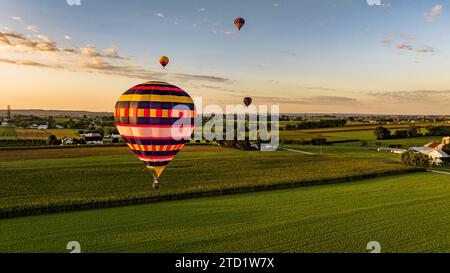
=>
[280,147,316,155]
[428,170,450,175]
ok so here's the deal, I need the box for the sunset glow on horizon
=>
[1,0,450,115]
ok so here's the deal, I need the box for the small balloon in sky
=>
[159,56,169,69]
[243,97,252,107]
[234,17,245,31]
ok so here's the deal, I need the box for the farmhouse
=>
[0,120,12,127]
[29,124,49,130]
[425,142,441,149]
[409,137,450,166]
[83,132,103,145]
[61,137,74,145]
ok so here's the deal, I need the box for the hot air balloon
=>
[115,81,197,189]
[243,97,252,107]
[234,17,245,31]
[159,56,169,69]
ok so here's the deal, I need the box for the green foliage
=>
[426,125,450,136]
[401,151,430,167]
[441,144,450,154]
[310,136,327,145]
[374,126,391,140]
[394,130,408,138]
[285,119,347,131]
[46,135,61,146]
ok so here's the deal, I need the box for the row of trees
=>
[285,119,347,131]
[426,126,450,136]
[281,137,327,146]
[373,126,421,140]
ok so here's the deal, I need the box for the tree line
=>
[284,119,347,131]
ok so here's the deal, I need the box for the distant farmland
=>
[0,172,448,253]
[14,128,79,140]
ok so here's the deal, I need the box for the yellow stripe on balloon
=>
[119,94,194,104]
[143,81,169,85]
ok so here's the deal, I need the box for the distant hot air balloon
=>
[243,97,252,107]
[115,81,197,190]
[234,17,245,31]
[159,56,169,69]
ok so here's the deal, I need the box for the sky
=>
[1,0,450,115]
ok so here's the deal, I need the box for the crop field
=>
[0,127,16,140]
[0,172,448,253]
[282,145,401,163]
[0,145,418,217]
[45,129,80,139]
[279,123,443,143]
[14,128,79,140]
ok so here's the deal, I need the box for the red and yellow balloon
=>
[159,56,169,69]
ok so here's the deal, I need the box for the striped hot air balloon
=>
[114,81,197,189]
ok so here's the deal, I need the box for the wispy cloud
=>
[396,43,412,50]
[424,4,443,21]
[11,17,22,23]
[64,35,71,40]
[248,95,357,105]
[369,90,450,104]
[155,12,165,18]
[26,25,39,33]
[0,29,229,84]
[383,32,434,54]
[416,46,435,53]
[198,8,206,12]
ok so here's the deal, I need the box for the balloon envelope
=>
[159,56,169,68]
[244,97,252,107]
[114,81,196,185]
[234,17,245,31]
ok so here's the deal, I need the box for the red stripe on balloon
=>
[116,123,194,129]
[138,155,176,160]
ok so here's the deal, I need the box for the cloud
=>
[369,90,450,104]
[0,57,62,69]
[64,35,71,40]
[416,46,435,53]
[250,95,357,105]
[424,4,443,21]
[155,12,165,18]
[396,43,412,50]
[26,25,39,33]
[11,17,22,22]
[198,8,206,12]
[103,47,125,59]
[80,46,100,57]
[273,3,280,7]
[0,31,58,52]
[0,30,230,84]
